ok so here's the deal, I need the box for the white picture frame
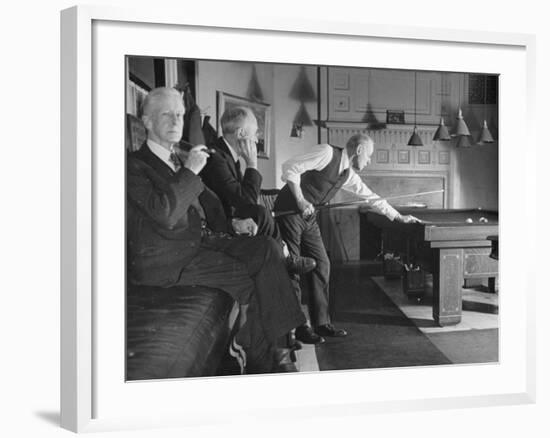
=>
[60,5,536,433]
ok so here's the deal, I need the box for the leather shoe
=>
[286,255,316,275]
[295,325,325,344]
[315,324,347,338]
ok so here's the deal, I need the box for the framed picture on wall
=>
[386,109,405,124]
[216,91,271,159]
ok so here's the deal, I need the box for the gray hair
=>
[140,87,184,117]
[346,133,373,152]
[220,106,255,135]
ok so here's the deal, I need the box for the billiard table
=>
[360,208,499,326]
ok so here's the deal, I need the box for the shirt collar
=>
[147,139,177,171]
[222,137,240,163]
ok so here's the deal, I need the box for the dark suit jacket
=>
[127,144,228,287]
[200,137,262,217]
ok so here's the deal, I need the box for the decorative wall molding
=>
[325,121,439,148]
[325,120,451,174]
[328,68,441,124]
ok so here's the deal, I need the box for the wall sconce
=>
[290,102,312,138]
[289,67,316,139]
[291,123,304,138]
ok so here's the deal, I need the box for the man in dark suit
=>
[200,106,315,275]
[127,87,305,374]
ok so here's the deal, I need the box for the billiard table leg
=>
[432,248,463,326]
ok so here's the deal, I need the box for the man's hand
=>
[395,214,422,224]
[182,145,210,175]
[297,198,315,218]
[231,218,258,236]
[238,138,258,169]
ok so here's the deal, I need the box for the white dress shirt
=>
[147,139,208,222]
[147,139,178,172]
[222,137,240,164]
[281,143,400,220]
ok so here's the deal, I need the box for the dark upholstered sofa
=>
[126,285,239,380]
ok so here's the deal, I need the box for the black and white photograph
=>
[125,56,499,380]
[4,0,548,436]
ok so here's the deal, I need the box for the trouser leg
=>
[205,234,305,341]
[299,217,331,326]
[177,235,304,370]
[277,214,331,326]
[276,214,307,316]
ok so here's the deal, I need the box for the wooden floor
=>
[295,261,499,372]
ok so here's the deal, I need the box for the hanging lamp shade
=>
[455,134,472,148]
[407,72,423,146]
[478,75,495,144]
[478,120,495,144]
[433,117,451,141]
[454,108,471,137]
[407,126,423,146]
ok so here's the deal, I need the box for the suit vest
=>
[274,146,350,212]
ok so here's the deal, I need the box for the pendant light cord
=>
[483,74,487,120]
[441,72,444,120]
[414,71,417,126]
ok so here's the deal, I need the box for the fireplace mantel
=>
[325,120,452,173]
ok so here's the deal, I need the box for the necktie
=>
[169,150,182,172]
[235,159,242,181]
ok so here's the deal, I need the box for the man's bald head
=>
[141,87,185,150]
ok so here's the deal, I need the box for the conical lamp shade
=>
[407,127,423,146]
[433,118,451,141]
[455,135,472,148]
[477,120,494,144]
[454,108,471,137]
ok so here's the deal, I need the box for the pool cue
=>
[360,189,445,206]
[272,189,445,218]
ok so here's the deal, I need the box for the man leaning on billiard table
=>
[273,133,421,344]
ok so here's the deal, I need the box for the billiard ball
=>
[479,217,488,223]
[465,218,473,223]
